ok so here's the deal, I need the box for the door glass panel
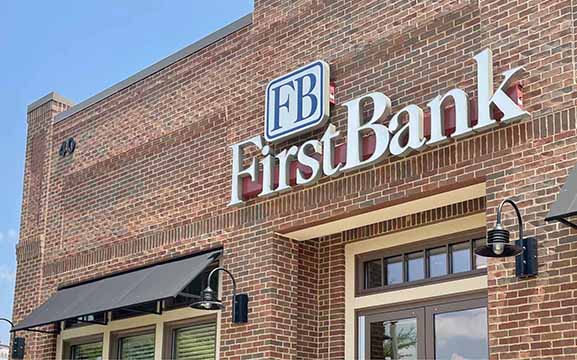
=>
[369,317,417,360]
[434,307,488,360]
[119,333,155,360]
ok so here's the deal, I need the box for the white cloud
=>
[7,229,17,239]
[0,228,18,244]
[435,308,487,342]
[0,268,15,283]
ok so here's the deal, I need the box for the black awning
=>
[13,249,221,332]
[546,164,577,229]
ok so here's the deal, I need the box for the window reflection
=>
[386,256,403,285]
[365,259,383,289]
[407,252,424,282]
[474,239,487,269]
[434,307,488,360]
[428,247,447,277]
[370,318,417,360]
[119,333,155,360]
[451,242,471,273]
[70,342,102,360]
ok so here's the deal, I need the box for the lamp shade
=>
[475,226,523,258]
[190,287,224,311]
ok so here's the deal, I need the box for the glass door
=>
[426,298,488,360]
[360,297,488,359]
[364,308,425,359]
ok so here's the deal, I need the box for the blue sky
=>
[0,0,253,345]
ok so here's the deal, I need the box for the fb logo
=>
[265,60,330,142]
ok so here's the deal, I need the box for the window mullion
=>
[447,244,452,275]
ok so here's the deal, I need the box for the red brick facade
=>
[12,0,577,359]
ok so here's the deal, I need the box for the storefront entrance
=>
[359,296,488,360]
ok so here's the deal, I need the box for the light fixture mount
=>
[475,198,538,278]
[190,267,249,324]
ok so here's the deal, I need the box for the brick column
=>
[11,93,73,360]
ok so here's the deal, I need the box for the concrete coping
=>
[27,92,75,113]
[33,13,252,124]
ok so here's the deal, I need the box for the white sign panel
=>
[265,60,330,142]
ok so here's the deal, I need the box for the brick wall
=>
[14,98,72,358]
[13,0,577,359]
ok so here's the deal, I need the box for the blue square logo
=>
[265,60,330,142]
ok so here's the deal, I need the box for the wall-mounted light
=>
[475,198,538,278]
[1,318,25,360]
[190,267,249,324]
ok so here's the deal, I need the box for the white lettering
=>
[389,104,426,156]
[297,140,322,185]
[230,49,530,205]
[258,145,275,198]
[474,48,529,132]
[276,146,299,192]
[229,136,263,206]
[341,92,391,172]
[321,124,342,176]
[427,89,470,146]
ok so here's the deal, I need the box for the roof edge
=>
[27,92,75,113]
[54,13,253,124]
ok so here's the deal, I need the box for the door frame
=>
[358,291,487,359]
[364,307,426,359]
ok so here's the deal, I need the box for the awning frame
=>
[12,248,222,333]
[545,164,577,230]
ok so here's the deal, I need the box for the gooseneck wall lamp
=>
[474,198,538,278]
[191,267,249,324]
[0,318,25,359]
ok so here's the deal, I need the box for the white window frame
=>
[56,306,221,360]
[345,213,489,359]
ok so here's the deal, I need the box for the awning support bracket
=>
[178,292,201,300]
[21,328,61,335]
[121,308,162,315]
[558,218,577,230]
[74,318,108,326]
[120,302,162,316]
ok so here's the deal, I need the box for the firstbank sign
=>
[265,61,330,142]
[229,49,529,206]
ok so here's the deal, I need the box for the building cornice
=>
[27,92,75,113]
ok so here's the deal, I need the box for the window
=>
[119,333,155,359]
[385,256,403,285]
[63,336,103,360]
[163,317,217,360]
[357,230,486,295]
[406,252,424,282]
[428,247,447,277]
[110,327,155,360]
[70,342,103,360]
[359,296,487,359]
